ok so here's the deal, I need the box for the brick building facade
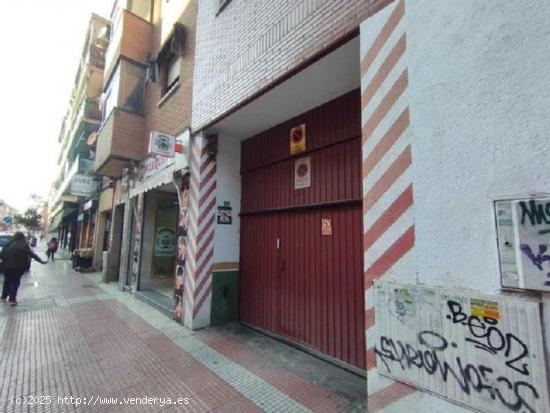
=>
[144,0,197,137]
[192,0,389,130]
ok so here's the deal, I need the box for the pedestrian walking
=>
[0,232,47,306]
[46,237,59,262]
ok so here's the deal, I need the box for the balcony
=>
[59,97,102,163]
[93,108,147,177]
[104,10,153,84]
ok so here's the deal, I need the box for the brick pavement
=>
[0,258,367,412]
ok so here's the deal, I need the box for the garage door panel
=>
[241,138,361,213]
[275,206,365,368]
[240,215,279,332]
[240,90,365,371]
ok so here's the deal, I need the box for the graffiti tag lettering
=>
[446,300,530,375]
[519,200,550,226]
[375,300,540,412]
[519,244,550,286]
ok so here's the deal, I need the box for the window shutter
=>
[171,23,186,56]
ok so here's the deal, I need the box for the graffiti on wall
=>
[173,175,190,322]
[373,282,550,413]
[513,199,550,290]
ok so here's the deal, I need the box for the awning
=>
[129,130,189,198]
[129,165,175,198]
[49,206,77,231]
[49,212,63,232]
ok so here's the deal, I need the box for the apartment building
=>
[48,14,110,256]
[182,1,550,412]
[92,0,196,313]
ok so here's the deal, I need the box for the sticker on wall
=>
[321,218,332,236]
[470,298,500,320]
[217,205,232,225]
[290,124,306,155]
[294,157,311,189]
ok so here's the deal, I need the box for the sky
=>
[0,0,113,212]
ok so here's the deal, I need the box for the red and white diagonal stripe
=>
[183,134,217,329]
[361,0,417,410]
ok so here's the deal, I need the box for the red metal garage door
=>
[240,90,365,370]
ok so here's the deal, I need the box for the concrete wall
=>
[192,0,388,130]
[213,134,241,264]
[362,0,550,411]
[408,0,550,290]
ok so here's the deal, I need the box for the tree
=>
[14,207,42,233]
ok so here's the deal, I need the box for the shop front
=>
[126,130,189,315]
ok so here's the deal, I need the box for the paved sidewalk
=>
[0,258,367,412]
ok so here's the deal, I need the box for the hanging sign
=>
[290,124,306,155]
[294,157,311,189]
[70,174,97,196]
[321,219,332,236]
[148,131,176,157]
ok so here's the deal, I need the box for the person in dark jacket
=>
[0,232,47,306]
[46,237,59,262]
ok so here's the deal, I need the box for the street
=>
[0,250,367,412]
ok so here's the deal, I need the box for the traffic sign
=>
[2,216,13,225]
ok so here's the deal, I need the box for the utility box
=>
[495,197,550,292]
[210,270,239,326]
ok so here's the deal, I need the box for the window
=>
[129,0,153,22]
[148,23,186,98]
[163,54,181,94]
[101,60,146,119]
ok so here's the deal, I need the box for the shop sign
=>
[321,219,332,236]
[290,124,306,155]
[294,157,311,189]
[83,200,93,211]
[70,174,97,197]
[141,155,174,181]
[148,131,176,157]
